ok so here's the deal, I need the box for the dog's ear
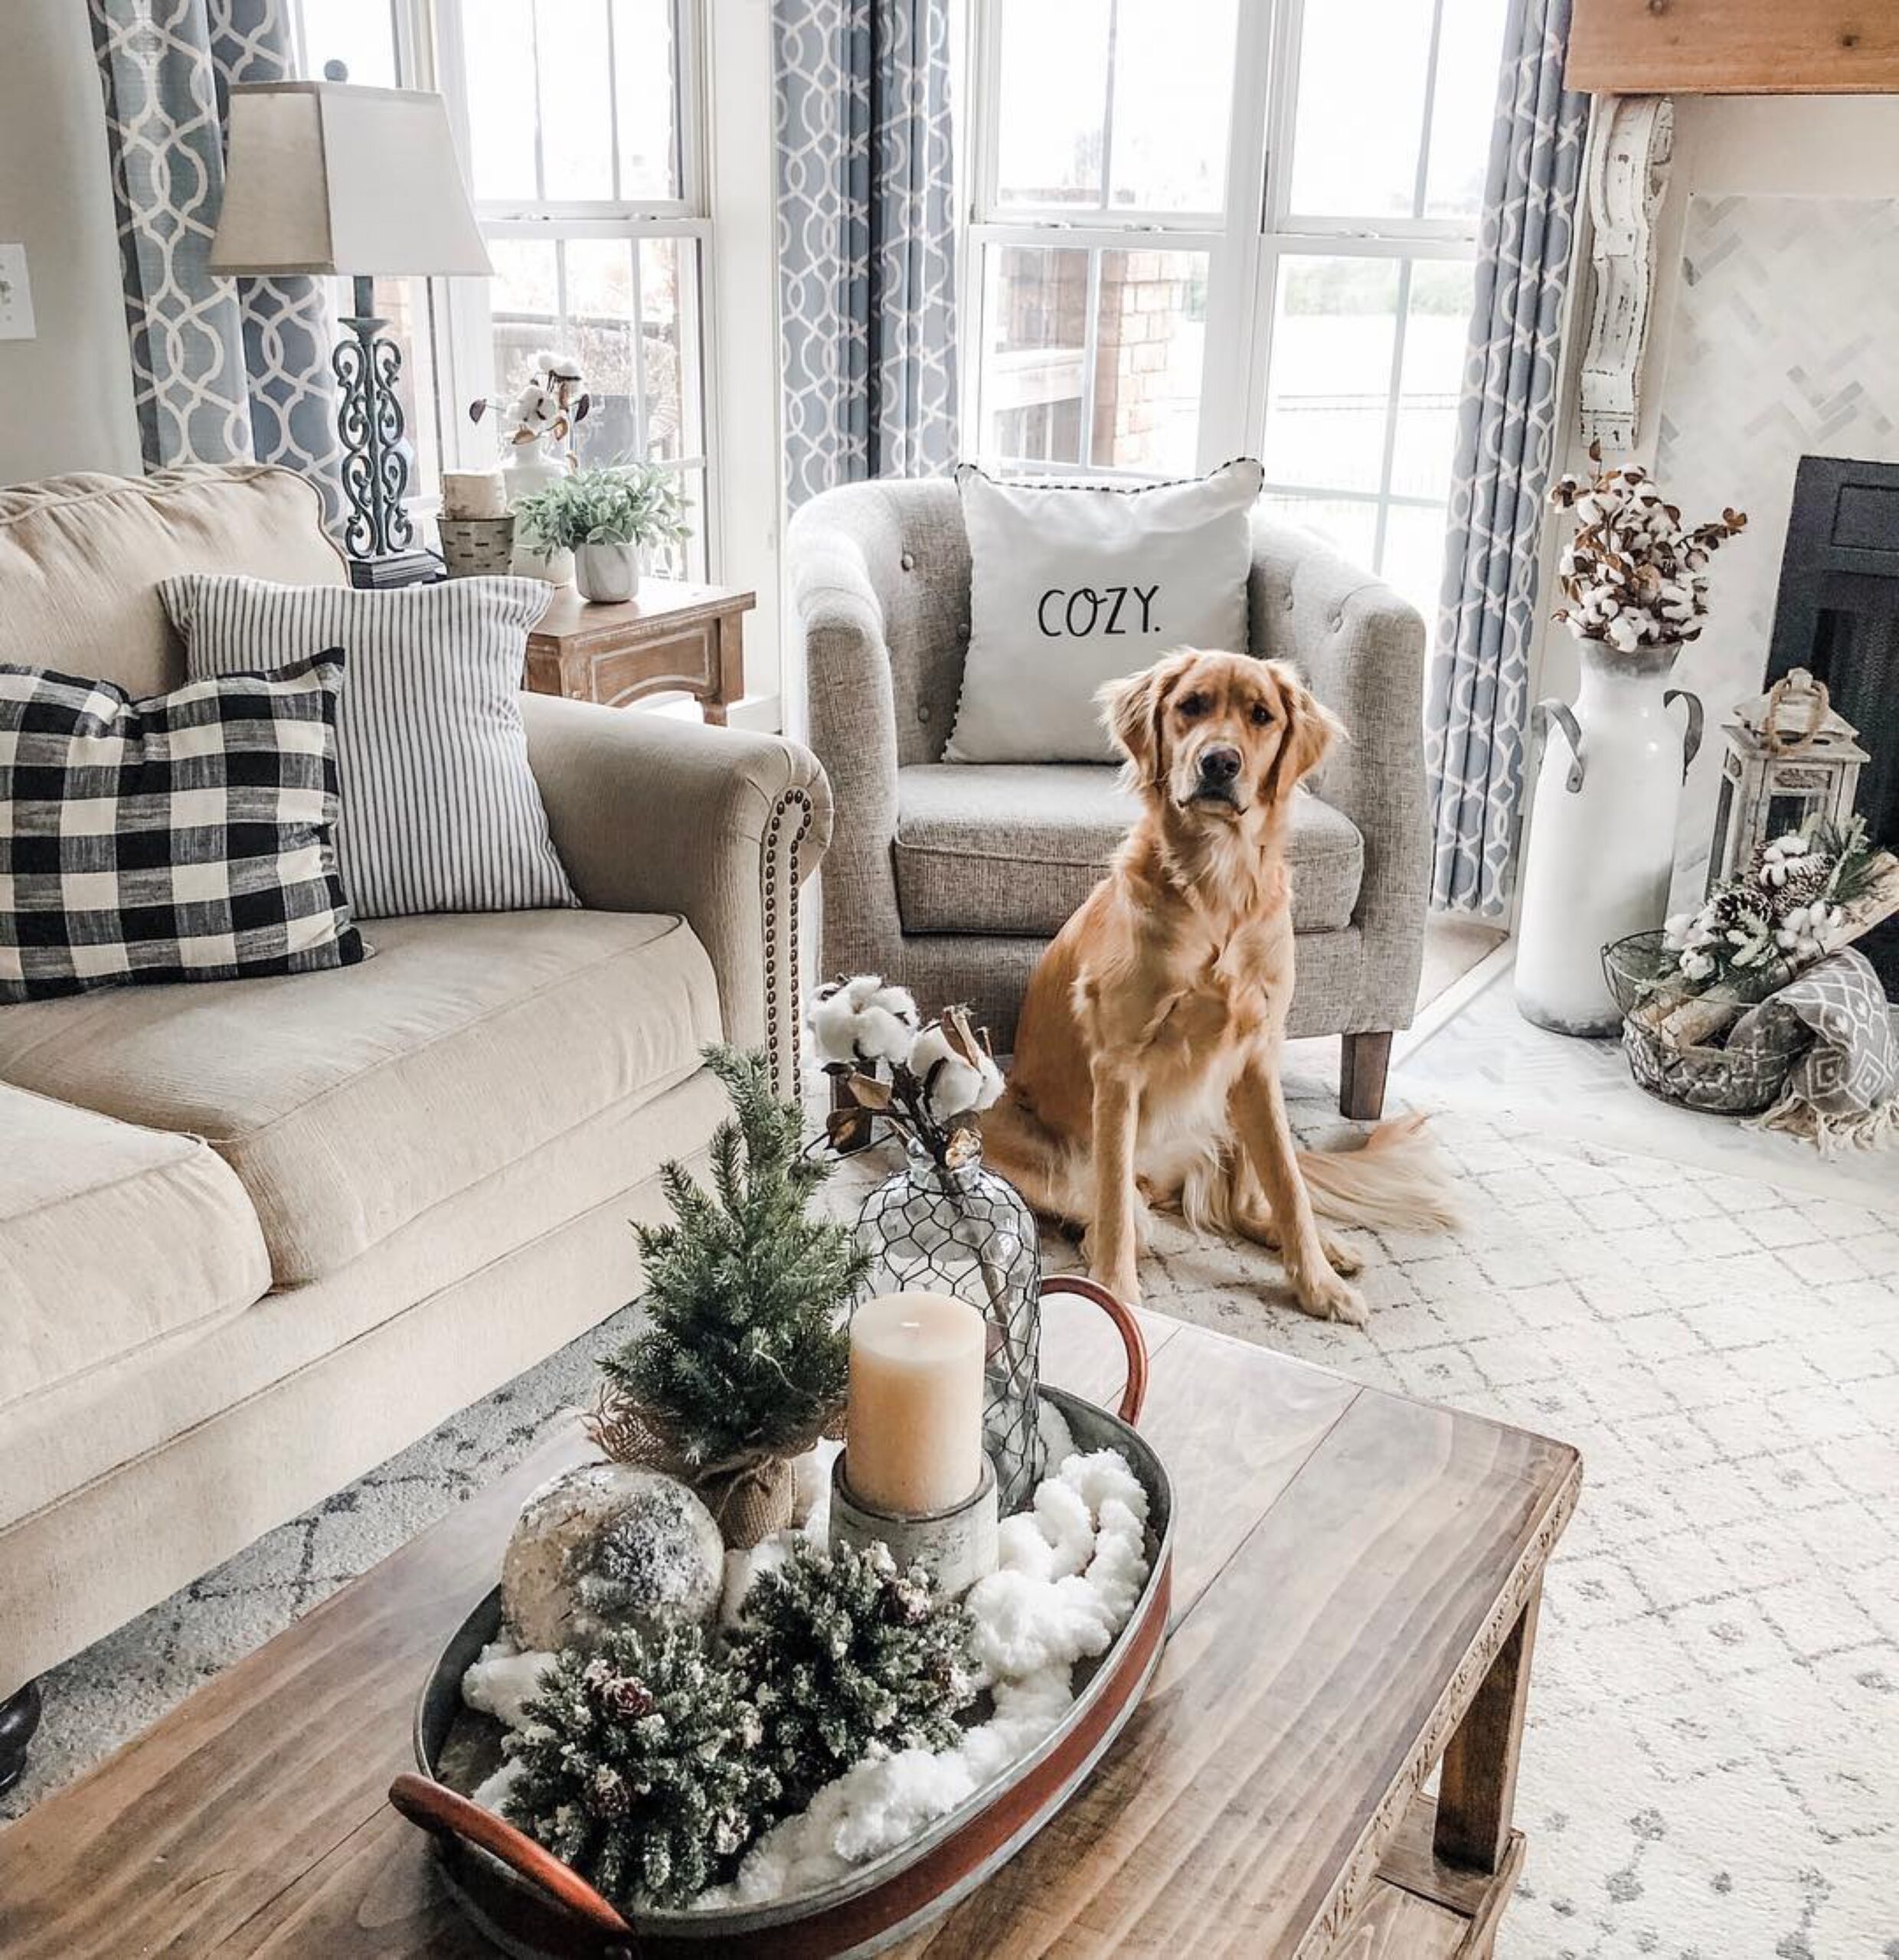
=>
[1099,657,1178,789]
[1260,661,1346,805]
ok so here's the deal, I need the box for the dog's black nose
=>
[1199,746,1242,785]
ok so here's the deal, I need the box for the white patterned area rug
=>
[1091,1103,1899,1960]
[7,1102,1897,1960]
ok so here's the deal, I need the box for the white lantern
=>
[1707,668,1868,893]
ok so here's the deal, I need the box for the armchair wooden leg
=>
[0,1678,42,1797]
[1339,1031,1393,1121]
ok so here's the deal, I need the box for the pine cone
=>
[1776,856,1832,910]
[590,1764,633,1819]
[592,1667,657,1724]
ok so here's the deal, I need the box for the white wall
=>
[0,0,142,482]
[1525,94,1899,913]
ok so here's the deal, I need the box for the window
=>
[967,0,1240,482]
[964,0,1506,627]
[290,1,712,581]
[439,0,711,579]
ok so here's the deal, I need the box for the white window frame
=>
[961,0,1486,586]
[959,0,1271,480]
[287,0,789,728]
[1250,0,1481,577]
[428,0,718,580]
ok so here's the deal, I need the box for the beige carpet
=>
[7,1078,1895,1960]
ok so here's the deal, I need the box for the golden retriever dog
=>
[981,648,1454,1326]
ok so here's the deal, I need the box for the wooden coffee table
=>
[0,1299,1578,1959]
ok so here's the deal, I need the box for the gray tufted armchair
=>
[789,479,1429,1119]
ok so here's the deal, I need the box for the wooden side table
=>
[523,579,754,724]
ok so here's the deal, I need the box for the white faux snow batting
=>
[697,1445,1150,1909]
[462,1638,556,1732]
[461,1640,556,1811]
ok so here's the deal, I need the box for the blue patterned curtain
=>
[773,0,957,511]
[1424,0,1588,916]
[89,0,344,528]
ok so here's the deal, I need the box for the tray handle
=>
[388,1770,635,1943]
[1040,1276,1149,1426]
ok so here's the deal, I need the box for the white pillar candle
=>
[845,1292,986,1517]
[440,470,508,520]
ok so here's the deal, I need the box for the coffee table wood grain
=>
[0,1298,1578,1959]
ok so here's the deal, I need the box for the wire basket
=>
[439,514,516,580]
[1602,931,1809,1115]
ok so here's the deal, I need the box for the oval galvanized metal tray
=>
[391,1278,1172,1960]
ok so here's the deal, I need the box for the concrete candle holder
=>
[829,1453,998,1599]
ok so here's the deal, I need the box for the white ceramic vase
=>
[574,540,640,604]
[1513,639,1704,1036]
[502,452,573,584]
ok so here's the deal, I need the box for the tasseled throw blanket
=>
[1729,949,1899,1153]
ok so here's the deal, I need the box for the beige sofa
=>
[0,466,831,1781]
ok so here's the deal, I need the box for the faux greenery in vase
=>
[589,1045,866,1547]
[513,462,691,603]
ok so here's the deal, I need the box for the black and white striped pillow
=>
[0,654,364,1001]
[161,575,576,919]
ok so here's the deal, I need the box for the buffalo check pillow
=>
[0,654,364,1002]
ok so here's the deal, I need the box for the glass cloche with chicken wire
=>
[855,1135,1044,1516]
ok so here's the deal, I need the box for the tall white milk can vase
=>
[1513,639,1703,1035]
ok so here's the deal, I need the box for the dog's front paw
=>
[1322,1232,1364,1278]
[1084,1250,1142,1307]
[1293,1266,1368,1328]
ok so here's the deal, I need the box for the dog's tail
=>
[1296,1112,1460,1233]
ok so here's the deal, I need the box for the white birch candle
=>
[845,1292,986,1516]
[440,470,508,520]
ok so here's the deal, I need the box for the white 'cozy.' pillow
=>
[161,574,576,919]
[945,458,1264,765]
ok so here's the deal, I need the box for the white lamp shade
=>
[210,83,492,279]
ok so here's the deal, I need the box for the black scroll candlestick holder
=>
[334,273,439,590]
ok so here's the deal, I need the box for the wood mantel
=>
[1568,0,1899,95]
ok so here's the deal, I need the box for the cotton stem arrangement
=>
[808,978,1004,1171]
[1662,816,1881,995]
[469,350,591,458]
[1551,443,1746,654]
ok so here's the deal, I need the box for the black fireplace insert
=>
[1767,455,1899,999]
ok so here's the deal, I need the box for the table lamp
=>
[210,81,492,588]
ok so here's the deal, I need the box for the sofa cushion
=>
[0,909,721,1285]
[0,1084,270,1408]
[0,466,343,697]
[892,764,1364,938]
[0,1068,729,1539]
[945,461,1263,764]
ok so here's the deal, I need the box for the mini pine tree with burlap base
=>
[727,1537,976,1808]
[504,1622,778,1909]
[592,1045,867,1542]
